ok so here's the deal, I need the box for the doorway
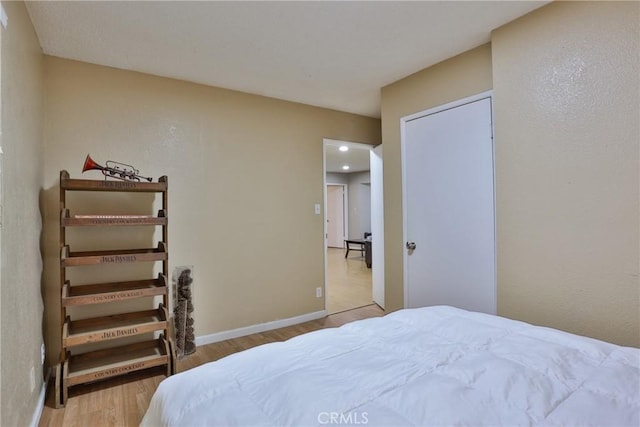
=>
[323,139,382,314]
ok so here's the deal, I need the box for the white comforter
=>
[141,306,639,426]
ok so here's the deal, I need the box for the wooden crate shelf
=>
[56,169,174,408]
[64,337,171,387]
[61,208,167,227]
[61,242,167,267]
[62,274,167,306]
[60,170,167,193]
[63,305,169,347]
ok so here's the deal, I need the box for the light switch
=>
[314,204,321,215]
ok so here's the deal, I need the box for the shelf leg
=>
[62,358,69,407]
[54,363,65,408]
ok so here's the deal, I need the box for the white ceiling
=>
[325,140,372,174]
[25,1,548,118]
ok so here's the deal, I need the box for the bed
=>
[141,306,639,426]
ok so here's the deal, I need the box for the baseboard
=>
[195,310,328,347]
[29,368,50,427]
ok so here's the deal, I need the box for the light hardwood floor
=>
[38,304,384,427]
[326,247,373,314]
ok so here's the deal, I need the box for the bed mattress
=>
[141,306,639,426]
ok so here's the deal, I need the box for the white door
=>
[326,185,345,248]
[370,145,385,308]
[402,93,496,314]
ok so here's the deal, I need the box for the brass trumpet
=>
[82,154,153,182]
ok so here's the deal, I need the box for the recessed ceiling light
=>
[339,145,349,152]
[342,165,350,170]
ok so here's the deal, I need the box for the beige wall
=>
[0,1,45,426]
[492,1,639,347]
[42,57,381,363]
[380,44,493,311]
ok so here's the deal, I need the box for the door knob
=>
[406,241,416,250]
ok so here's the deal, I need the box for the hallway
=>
[326,247,373,314]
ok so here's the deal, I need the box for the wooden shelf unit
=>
[56,170,175,408]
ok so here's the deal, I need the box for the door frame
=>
[323,138,383,313]
[400,90,496,309]
[325,183,348,248]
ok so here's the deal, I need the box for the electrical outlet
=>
[316,287,322,298]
